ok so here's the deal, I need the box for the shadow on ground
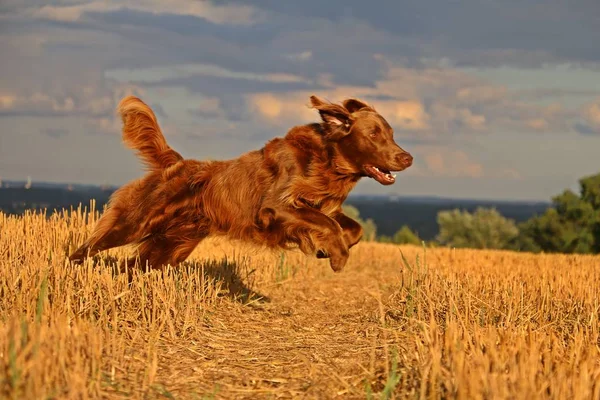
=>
[185,258,271,305]
[77,254,271,305]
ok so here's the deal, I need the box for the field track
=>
[1,205,600,399]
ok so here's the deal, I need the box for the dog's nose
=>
[396,152,413,167]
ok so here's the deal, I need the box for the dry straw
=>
[1,203,600,399]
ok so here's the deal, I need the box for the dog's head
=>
[309,95,413,185]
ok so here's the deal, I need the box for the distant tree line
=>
[346,172,600,254]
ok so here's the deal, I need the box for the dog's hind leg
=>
[69,207,138,264]
[121,233,206,272]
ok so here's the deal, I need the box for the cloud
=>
[105,63,310,86]
[374,100,431,131]
[422,149,485,179]
[0,92,77,117]
[0,82,143,121]
[574,98,600,135]
[455,85,508,104]
[513,87,600,102]
[3,1,596,144]
[525,118,549,132]
[220,0,600,67]
[405,146,523,180]
[284,51,313,62]
[247,93,315,127]
[582,100,600,128]
[5,5,405,88]
[0,94,16,108]
[428,103,487,132]
[233,59,579,141]
[187,96,224,119]
[14,1,263,26]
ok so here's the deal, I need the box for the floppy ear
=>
[342,98,373,113]
[309,95,352,133]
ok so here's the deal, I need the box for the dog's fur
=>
[69,95,413,272]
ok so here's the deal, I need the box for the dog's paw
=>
[329,252,348,272]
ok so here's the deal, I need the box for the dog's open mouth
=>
[364,165,397,185]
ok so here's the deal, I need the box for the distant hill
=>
[345,196,549,241]
[0,180,550,241]
[0,187,114,215]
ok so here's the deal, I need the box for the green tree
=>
[341,204,378,241]
[517,173,600,254]
[436,207,519,250]
[379,225,422,245]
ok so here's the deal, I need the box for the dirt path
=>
[144,252,406,399]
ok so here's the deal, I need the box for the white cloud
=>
[583,100,600,128]
[240,58,576,139]
[105,63,309,85]
[284,51,313,62]
[0,95,16,108]
[247,93,315,126]
[374,100,431,131]
[0,82,144,124]
[575,98,600,135]
[422,148,485,178]
[0,92,75,114]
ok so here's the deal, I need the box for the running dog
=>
[69,95,413,272]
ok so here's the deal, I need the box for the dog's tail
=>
[117,95,183,171]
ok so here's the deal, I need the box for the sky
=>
[1,1,599,201]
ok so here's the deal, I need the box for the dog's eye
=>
[369,127,380,138]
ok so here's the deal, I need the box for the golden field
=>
[1,203,600,399]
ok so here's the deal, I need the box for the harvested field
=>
[1,204,600,399]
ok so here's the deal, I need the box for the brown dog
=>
[69,95,413,272]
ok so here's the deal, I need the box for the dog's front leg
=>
[261,206,350,272]
[314,212,362,259]
[295,207,350,272]
[331,211,364,249]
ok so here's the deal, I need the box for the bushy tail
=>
[117,95,183,171]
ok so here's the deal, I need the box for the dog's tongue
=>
[365,165,396,185]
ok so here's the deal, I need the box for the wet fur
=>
[69,95,412,272]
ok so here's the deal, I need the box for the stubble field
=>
[1,203,600,399]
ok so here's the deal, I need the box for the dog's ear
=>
[342,98,373,113]
[309,95,353,137]
[309,95,327,108]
